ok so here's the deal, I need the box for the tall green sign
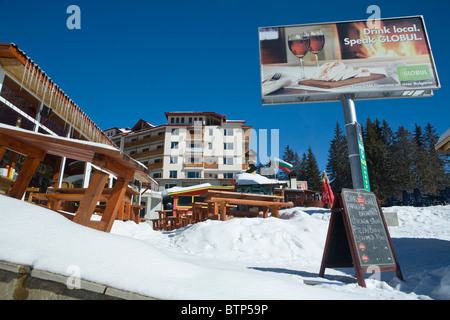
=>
[356,124,370,191]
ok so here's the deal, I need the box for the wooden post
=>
[8,156,42,199]
[271,206,279,218]
[213,201,219,219]
[101,178,129,232]
[73,170,109,227]
[263,207,269,218]
[124,201,131,220]
[219,201,227,221]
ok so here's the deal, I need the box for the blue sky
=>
[0,0,448,172]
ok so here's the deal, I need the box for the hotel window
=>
[169,171,177,178]
[170,118,175,124]
[154,158,162,163]
[209,129,213,135]
[224,128,233,136]
[223,173,234,179]
[172,128,179,135]
[170,156,178,164]
[153,172,162,178]
[187,171,200,178]
[223,157,233,165]
[188,117,193,123]
[224,142,234,150]
[171,141,178,149]
[208,142,213,150]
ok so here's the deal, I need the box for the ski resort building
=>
[104,112,253,190]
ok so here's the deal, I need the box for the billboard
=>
[259,16,440,105]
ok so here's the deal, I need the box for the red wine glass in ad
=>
[288,32,310,79]
[309,30,325,69]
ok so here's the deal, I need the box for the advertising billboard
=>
[259,16,440,105]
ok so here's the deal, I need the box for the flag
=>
[273,157,293,172]
[321,171,335,205]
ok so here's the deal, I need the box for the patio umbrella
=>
[321,171,335,206]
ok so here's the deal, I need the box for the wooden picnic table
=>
[200,190,284,202]
[191,201,237,222]
[30,186,143,223]
[199,190,293,221]
[0,123,151,233]
[154,209,191,231]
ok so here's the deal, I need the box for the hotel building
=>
[105,112,253,190]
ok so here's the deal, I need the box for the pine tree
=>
[379,119,396,198]
[279,145,296,180]
[298,152,308,182]
[412,124,428,192]
[304,146,321,191]
[326,122,352,192]
[364,118,392,202]
[391,126,416,196]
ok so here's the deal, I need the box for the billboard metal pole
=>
[341,94,370,191]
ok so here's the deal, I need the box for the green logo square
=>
[397,65,432,81]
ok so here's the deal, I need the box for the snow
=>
[235,172,283,185]
[1,194,450,300]
[0,123,117,151]
[163,183,213,196]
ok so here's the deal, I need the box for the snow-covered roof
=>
[165,183,213,195]
[235,172,285,186]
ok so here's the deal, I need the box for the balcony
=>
[147,162,164,170]
[130,148,164,159]
[124,134,165,148]
[187,133,204,140]
[204,156,218,169]
[184,162,203,168]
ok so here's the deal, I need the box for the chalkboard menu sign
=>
[341,189,395,267]
[319,189,403,287]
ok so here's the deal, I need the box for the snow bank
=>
[387,205,450,241]
[168,212,327,265]
[1,195,449,299]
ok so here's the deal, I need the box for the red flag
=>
[321,171,335,204]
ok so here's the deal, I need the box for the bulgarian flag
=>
[273,157,293,172]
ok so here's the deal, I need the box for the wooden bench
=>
[200,190,293,221]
